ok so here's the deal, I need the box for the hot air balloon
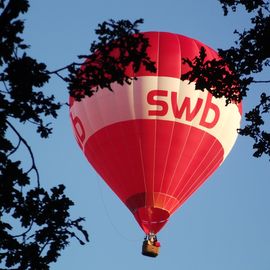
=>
[69,32,242,257]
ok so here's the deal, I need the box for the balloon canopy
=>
[70,32,242,234]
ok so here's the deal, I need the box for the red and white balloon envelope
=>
[70,32,242,253]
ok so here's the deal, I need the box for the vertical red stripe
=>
[84,120,224,233]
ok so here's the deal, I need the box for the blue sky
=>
[19,1,270,269]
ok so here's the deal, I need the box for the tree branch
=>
[7,136,21,157]
[6,120,40,187]
[252,80,270,83]
[47,62,82,75]
[46,62,83,83]
[12,220,34,239]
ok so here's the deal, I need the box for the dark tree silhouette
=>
[1,0,269,268]
[0,1,155,269]
[67,19,156,100]
[0,1,88,269]
[182,0,270,158]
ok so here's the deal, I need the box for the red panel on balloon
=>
[84,119,224,233]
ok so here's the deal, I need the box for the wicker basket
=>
[142,241,160,257]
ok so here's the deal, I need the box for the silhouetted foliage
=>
[181,46,251,105]
[238,93,270,157]
[66,19,156,101]
[0,0,89,269]
[219,0,269,15]
[0,0,154,269]
[182,0,270,159]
